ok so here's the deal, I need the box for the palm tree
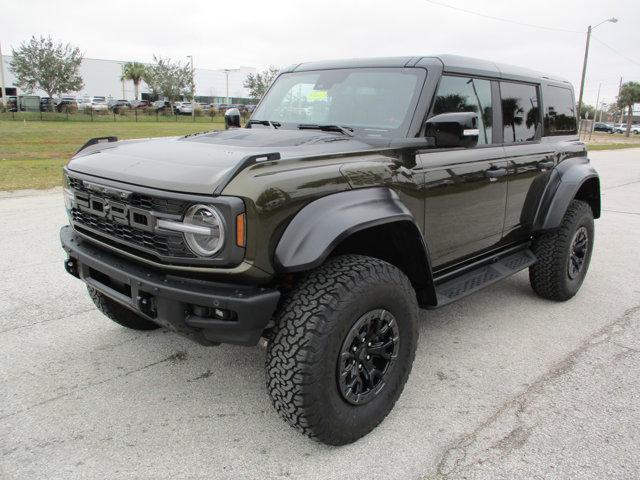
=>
[501,98,524,142]
[121,62,146,100]
[617,81,640,137]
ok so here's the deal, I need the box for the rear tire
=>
[529,200,594,301]
[88,286,161,331]
[266,255,418,445]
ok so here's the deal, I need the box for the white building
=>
[1,55,257,102]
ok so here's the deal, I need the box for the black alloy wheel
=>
[568,226,589,280]
[337,309,400,405]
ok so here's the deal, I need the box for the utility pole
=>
[224,69,230,105]
[0,41,7,106]
[617,76,624,123]
[576,17,618,121]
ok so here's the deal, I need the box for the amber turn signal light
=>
[236,213,246,247]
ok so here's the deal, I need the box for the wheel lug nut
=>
[352,346,357,352]
[366,355,370,360]
[358,363,363,370]
[367,342,372,347]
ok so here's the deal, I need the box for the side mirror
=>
[225,107,241,129]
[425,112,479,148]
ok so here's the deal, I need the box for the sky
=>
[2,0,639,108]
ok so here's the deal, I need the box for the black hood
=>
[67,128,376,195]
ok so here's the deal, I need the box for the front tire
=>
[266,255,418,445]
[88,286,161,331]
[529,200,594,301]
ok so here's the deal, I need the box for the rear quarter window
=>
[542,85,577,136]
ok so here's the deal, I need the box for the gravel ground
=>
[1,149,639,480]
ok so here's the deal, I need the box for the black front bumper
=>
[60,225,280,346]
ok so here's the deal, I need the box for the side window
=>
[432,75,493,145]
[542,85,577,135]
[500,82,540,143]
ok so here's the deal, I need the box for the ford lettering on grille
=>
[75,191,155,232]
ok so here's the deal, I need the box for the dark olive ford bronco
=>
[61,55,599,445]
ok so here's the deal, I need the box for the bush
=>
[194,106,203,117]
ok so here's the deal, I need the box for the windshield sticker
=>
[308,90,328,101]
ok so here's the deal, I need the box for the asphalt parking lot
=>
[1,149,640,480]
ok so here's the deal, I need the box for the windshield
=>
[252,68,426,137]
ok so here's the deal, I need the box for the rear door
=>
[418,75,508,269]
[499,81,567,242]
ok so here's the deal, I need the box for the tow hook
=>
[137,292,157,318]
[64,258,79,278]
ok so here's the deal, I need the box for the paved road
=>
[1,149,639,480]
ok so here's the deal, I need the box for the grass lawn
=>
[2,120,639,191]
[0,120,224,191]
[588,143,640,151]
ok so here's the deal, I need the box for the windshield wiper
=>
[248,119,281,129]
[298,124,354,137]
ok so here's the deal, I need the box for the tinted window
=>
[542,85,577,135]
[500,82,540,143]
[432,75,493,144]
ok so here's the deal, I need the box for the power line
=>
[423,0,582,34]
[592,36,640,68]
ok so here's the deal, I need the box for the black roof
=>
[284,54,571,88]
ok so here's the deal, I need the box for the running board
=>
[432,249,536,308]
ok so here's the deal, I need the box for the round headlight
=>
[183,204,225,257]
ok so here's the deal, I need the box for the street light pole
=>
[576,17,618,121]
[223,69,230,105]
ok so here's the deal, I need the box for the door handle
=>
[485,167,507,182]
[538,160,555,171]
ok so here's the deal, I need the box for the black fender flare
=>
[533,157,600,231]
[274,187,427,273]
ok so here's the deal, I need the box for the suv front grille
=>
[71,209,195,258]
[67,176,196,261]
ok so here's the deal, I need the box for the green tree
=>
[243,66,279,100]
[9,36,83,110]
[122,62,146,100]
[617,81,640,137]
[578,102,595,120]
[143,56,193,108]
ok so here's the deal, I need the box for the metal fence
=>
[0,107,244,123]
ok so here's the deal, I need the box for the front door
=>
[417,75,508,269]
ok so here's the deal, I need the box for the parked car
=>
[90,96,109,112]
[56,97,78,112]
[173,101,193,115]
[213,103,230,113]
[152,100,171,113]
[61,55,600,446]
[40,97,54,111]
[108,99,131,111]
[131,100,151,109]
[6,96,18,112]
[614,123,640,134]
[77,98,90,110]
[593,122,614,133]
